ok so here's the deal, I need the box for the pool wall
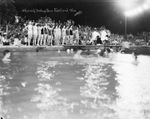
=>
[0,45,121,52]
[0,45,150,55]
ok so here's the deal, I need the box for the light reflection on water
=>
[113,54,150,119]
[0,51,150,119]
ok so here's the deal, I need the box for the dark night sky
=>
[14,0,150,34]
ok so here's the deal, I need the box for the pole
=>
[125,15,127,40]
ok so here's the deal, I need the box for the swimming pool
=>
[0,51,150,119]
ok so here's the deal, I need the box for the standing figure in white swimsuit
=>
[25,21,33,46]
[54,25,58,45]
[57,25,62,45]
[33,23,38,46]
[62,25,67,45]
[74,26,79,45]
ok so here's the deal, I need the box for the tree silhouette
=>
[0,0,18,25]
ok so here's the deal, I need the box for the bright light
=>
[142,3,149,10]
[118,0,139,10]
[125,10,138,17]
[124,12,129,16]
[123,0,150,17]
[137,7,143,13]
[125,11,132,17]
[132,10,138,16]
[146,0,150,4]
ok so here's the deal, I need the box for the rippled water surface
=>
[0,51,150,119]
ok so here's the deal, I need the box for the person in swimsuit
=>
[40,25,44,46]
[43,24,48,46]
[66,26,70,45]
[69,25,74,45]
[33,23,38,46]
[25,21,33,46]
[62,25,67,45]
[37,24,42,46]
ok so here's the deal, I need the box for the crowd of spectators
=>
[0,16,150,47]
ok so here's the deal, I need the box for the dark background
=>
[14,0,150,34]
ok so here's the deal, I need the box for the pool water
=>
[0,51,150,119]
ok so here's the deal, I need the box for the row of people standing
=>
[23,21,80,46]
[0,23,111,46]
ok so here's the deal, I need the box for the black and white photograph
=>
[0,0,150,119]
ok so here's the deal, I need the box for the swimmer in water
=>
[96,47,113,58]
[70,48,74,53]
[58,50,60,53]
[96,48,106,57]
[2,50,11,62]
[67,49,70,54]
[132,51,139,65]
[133,51,138,61]
[74,50,83,59]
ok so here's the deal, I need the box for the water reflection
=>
[36,61,57,81]
[0,58,37,119]
[31,61,80,119]
[0,75,10,118]
[0,51,150,119]
[113,54,150,119]
[31,57,117,119]
[79,62,116,119]
[80,64,109,102]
